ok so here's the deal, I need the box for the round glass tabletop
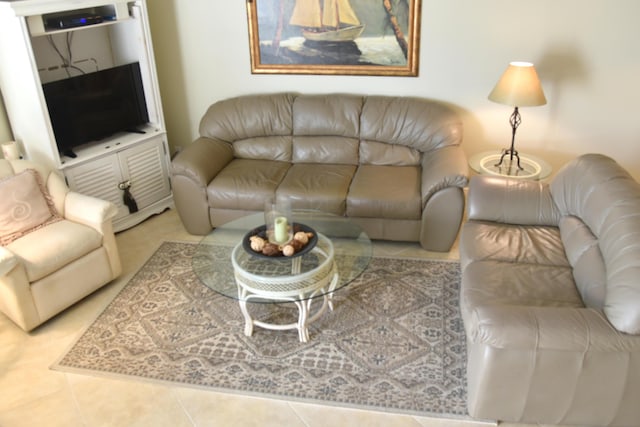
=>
[469,150,552,180]
[192,210,372,302]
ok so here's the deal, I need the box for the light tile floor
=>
[0,209,557,426]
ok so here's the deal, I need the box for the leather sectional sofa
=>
[171,93,468,251]
[460,154,640,426]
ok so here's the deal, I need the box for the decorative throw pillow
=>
[0,169,62,246]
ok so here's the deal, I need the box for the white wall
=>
[0,90,11,144]
[2,0,639,180]
[145,0,640,180]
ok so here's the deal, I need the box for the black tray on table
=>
[242,223,317,259]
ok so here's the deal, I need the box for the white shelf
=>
[26,2,130,36]
[58,124,163,168]
[0,0,131,18]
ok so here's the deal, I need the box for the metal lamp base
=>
[495,106,524,170]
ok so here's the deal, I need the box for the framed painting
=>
[246,0,421,76]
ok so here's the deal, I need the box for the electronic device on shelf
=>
[43,8,117,31]
[46,14,102,29]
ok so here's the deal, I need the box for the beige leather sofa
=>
[0,159,121,331]
[171,93,468,251]
[460,154,640,426]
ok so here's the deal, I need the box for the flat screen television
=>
[42,62,149,158]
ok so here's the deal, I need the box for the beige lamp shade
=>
[488,61,547,107]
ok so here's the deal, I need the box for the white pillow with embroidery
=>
[0,169,62,245]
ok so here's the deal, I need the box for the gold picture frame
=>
[247,0,421,76]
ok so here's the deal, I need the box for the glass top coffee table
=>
[192,210,372,342]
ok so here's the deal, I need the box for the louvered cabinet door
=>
[117,137,171,211]
[64,153,130,221]
[63,135,172,230]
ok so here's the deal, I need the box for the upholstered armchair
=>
[0,159,121,331]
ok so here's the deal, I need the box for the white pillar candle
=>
[1,141,20,160]
[274,216,288,243]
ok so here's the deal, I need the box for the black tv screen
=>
[43,62,149,157]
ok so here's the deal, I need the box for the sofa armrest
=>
[0,246,18,276]
[467,175,560,226]
[170,137,235,234]
[64,192,118,232]
[171,137,234,188]
[418,145,468,251]
[420,145,468,205]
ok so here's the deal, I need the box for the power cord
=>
[47,32,86,76]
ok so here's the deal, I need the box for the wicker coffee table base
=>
[232,234,339,342]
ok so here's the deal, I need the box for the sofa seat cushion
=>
[276,163,356,215]
[461,260,584,336]
[7,219,103,282]
[347,165,421,220]
[207,159,290,211]
[461,221,570,268]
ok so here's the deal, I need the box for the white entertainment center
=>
[0,0,172,232]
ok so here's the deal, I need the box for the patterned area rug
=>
[54,241,467,418]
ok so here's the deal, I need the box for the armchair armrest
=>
[0,247,39,331]
[420,145,468,205]
[170,137,234,188]
[64,192,118,232]
[467,175,560,226]
[0,246,18,276]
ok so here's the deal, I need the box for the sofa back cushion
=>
[551,154,640,334]
[199,93,465,166]
[292,94,362,137]
[233,136,292,162]
[558,216,606,309]
[359,140,421,166]
[199,93,294,141]
[360,96,463,153]
[292,136,359,165]
[291,94,362,165]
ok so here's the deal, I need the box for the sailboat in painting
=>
[290,0,365,42]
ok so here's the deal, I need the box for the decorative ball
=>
[282,244,295,256]
[290,239,304,251]
[261,243,280,256]
[249,236,266,252]
[293,231,308,244]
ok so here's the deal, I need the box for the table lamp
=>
[488,61,546,169]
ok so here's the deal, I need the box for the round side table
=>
[469,150,552,180]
